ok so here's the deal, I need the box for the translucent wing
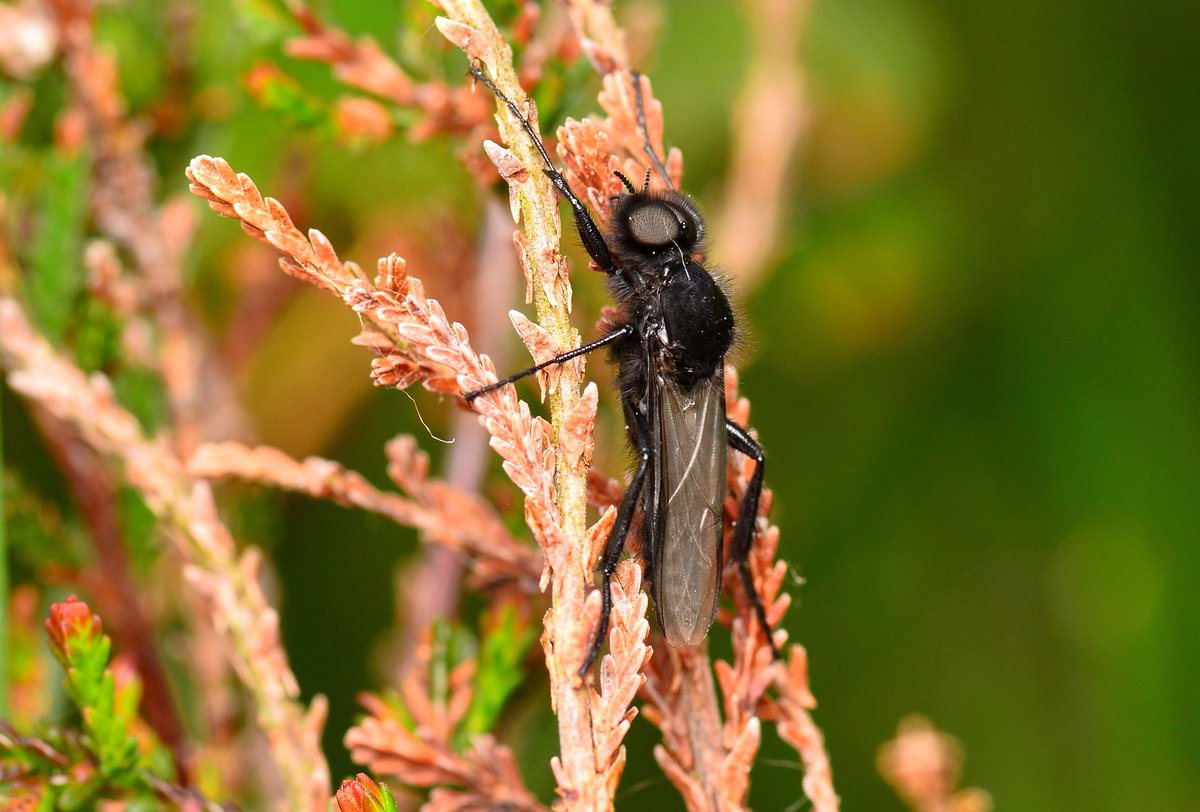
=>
[652,370,727,647]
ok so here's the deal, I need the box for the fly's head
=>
[608,189,706,280]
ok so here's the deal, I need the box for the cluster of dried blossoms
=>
[878,716,993,812]
[0,0,846,811]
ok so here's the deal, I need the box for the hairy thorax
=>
[653,258,734,388]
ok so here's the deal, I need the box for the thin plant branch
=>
[48,0,242,454]
[714,0,814,288]
[770,646,840,812]
[345,633,546,812]
[188,439,540,592]
[562,0,629,74]
[437,2,657,807]
[392,196,521,678]
[0,300,330,812]
[284,3,492,141]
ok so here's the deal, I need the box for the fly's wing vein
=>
[653,370,727,647]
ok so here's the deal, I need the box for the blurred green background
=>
[5,0,1198,809]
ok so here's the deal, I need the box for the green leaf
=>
[47,600,149,784]
[461,602,535,740]
[245,64,332,133]
[26,150,89,344]
[112,366,169,436]
[72,297,125,373]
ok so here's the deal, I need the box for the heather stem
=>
[435,0,601,807]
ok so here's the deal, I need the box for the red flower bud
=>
[45,596,102,664]
[334,774,387,812]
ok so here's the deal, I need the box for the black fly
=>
[464,64,779,674]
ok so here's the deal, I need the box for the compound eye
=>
[628,202,684,246]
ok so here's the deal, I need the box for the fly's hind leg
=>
[726,419,781,659]
[580,405,652,677]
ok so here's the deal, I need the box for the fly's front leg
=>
[580,405,652,677]
[727,419,781,659]
[469,62,616,273]
[463,325,633,402]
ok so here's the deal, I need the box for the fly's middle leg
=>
[580,407,652,677]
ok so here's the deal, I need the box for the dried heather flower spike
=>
[562,0,629,74]
[345,640,546,811]
[878,716,992,812]
[385,436,543,589]
[766,646,840,812]
[186,158,470,393]
[594,71,683,191]
[556,118,623,231]
[714,0,813,287]
[284,5,494,141]
[437,4,638,811]
[0,300,329,812]
[641,644,729,811]
[185,155,358,292]
[585,559,651,785]
[188,440,540,591]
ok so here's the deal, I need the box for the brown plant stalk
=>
[188,438,540,592]
[0,300,329,812]
[283,3,491,142]
[49,0,241,454]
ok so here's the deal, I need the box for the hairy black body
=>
[464,65,778,674]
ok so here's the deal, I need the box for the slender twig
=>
[392,196,520,678]
[772,646,840,812]
[345,634,546,811]
[435,2,643,808]
[284,3,492,140]
[562,0,629,74]
[49,0,241,454]
[714,0,813,288]
[14,0,242,771]
[188,439,540,591]
[0,300,330,812]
